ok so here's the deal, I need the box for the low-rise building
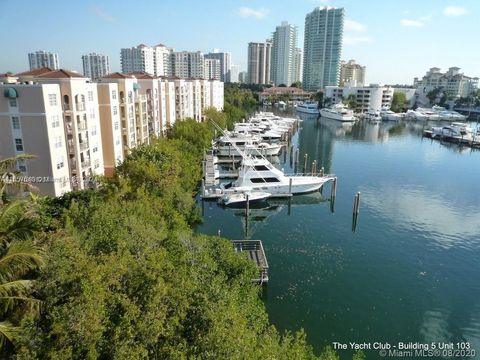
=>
[325,84,394,112]
[413,67,478,98]
[259,86,313,102]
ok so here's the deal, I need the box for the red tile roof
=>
[15,67,53,76]
[128,71,157,79]
[36,69,85,79]
[102,72,136,79]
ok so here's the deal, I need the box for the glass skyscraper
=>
[302,7,344,91]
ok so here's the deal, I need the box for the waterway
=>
[195,112,480,359]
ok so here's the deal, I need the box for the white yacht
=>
[296,101,320,115]
[223,157,334,195]
[364,109,382,123]
[320,103,356,122]
[405,109,428,121]
[213,134,283,157]
[380,109,403,122]
[431,122,478,141]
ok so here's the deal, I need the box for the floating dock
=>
[423,130,480,148]
[232,240,269,284]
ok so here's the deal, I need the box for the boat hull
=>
[297,107,320,115]
[216,144,282,157]
[320,109,356,122]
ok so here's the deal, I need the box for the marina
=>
[196,110,480,357]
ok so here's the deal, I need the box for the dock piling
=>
[289,178,293,195]
[320,167,324,177]
[331,177,337,198]
[352,192,361,232]
[303,153,308,174]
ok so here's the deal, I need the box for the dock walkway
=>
[232,240,269,284]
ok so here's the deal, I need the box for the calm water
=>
[195,112,480,359]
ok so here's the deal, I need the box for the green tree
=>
[0,155,35,204]
[391,92,407,113]
[291,81,302,88]
[343,94,357,110]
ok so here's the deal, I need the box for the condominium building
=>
[210,80,224,111]
[271,21,298,86]
[121,44,155,75]
[293,48,303,84]
[204,59,221,80]
[247,41,272,84]
[325,84,394,113]
[340,59,366,86]
[171,51,205,78]
[100,73,140,155]
[239,71,248,84]
[172,78,194,120]
[303,7,344,91]
[230,65,239,83]
[413,67,479,98]
[0,80,70,196]
[28,51,59,70]
[82,53,110,81]
[96,83,123,176]
[205,51,231,82]
[153,44,172,77]
[188,79,203,121]
[8,68,105,193]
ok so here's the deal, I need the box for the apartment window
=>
[111,90,117,99]
[113,106,118,115]
[55,136,62,148]
[87,91,94,102]
[15,138,23,151]
[128,91,133,103]
[93,145,98,153]
[89,108,95,119]
[91,125,97,136]
[17,159,27,173]
[51,115,60,128]
[115,137,121,146]
[114,121,119,130]
[9,98,17,107]
[11,117,20,130]
[94,159,100,169]
[57,156,64,169]
[49,94,57,106]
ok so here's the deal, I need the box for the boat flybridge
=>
[296,101,320,115]
[223,157,335,196]
[320,103,356,122]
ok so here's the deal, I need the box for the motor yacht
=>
[320,103,356,122]
[296,101,320,115]
[431,122,478,141]
[213,134,283,157]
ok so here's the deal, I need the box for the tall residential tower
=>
[247,41,272,85]
[270,21,298,86]
[82,53,110,81]
[28,51,60,70]
[303,7,344,91]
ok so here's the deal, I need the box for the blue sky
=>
[0,0,478,84]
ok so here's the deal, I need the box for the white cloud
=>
[443,6,467,16]
[400,19,425,27]
[238,7,269,19]
[345,19,366,32]
[90,4,115,22]
[343,36,373,45]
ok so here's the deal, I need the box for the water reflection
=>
[361,186,480,249]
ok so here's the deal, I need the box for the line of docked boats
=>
[295,100,467,123]
[423,122,480,147]
[204,112,336,206]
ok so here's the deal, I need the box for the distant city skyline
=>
[1,0,478,84]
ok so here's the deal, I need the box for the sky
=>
[0,0,478,85]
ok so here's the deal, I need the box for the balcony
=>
[77,121,87,131]
[76,102,86,111]
[67,140,75,154]
[81,159,91,168]
[79,141,89,151]
[63,103,71,111]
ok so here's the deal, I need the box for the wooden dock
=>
[232,240,269,284]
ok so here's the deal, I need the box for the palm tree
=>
[0,201,43,349]
[0,154,35,205]
[0,240,44,348]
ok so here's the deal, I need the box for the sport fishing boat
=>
[431,122,478,141]
[222,157,335,196]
